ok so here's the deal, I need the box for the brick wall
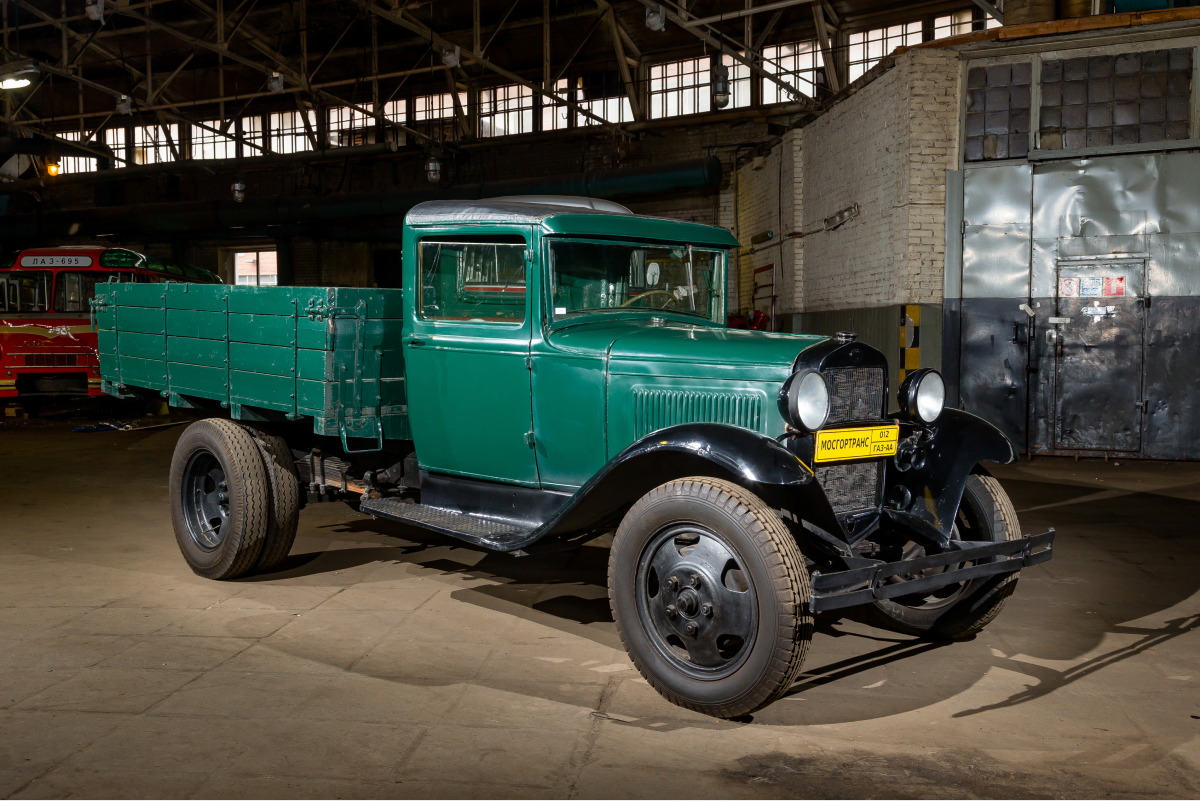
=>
[798,48,961,312]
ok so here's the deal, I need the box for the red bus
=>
[0,246,221,403]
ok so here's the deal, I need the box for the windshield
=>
[54,271,137,313]
[0,272,51,313]
[547,240,725,324]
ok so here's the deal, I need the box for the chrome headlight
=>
[778,369,830,432]
[899,368,945,424]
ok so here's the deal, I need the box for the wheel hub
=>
[636,525,759,678]
[181,450,230,552]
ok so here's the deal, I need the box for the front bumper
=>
[809,529,1055,612]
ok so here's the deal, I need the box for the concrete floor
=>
[2,419,1200,798]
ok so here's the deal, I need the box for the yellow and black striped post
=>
[899,304,920,383]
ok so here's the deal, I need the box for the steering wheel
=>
[620,290,680,309]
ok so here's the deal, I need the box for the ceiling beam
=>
[349,0,620,131]
[633,0,809,104]
[970,0,1004,23]
[605,10,642,121]
[682,0,817,28]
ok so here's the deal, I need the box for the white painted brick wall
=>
[798,48,961,311]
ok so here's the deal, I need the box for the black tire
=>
[608,478,812,719]
[169,418,269,580]
[868,474,1021,639]
[248,428,302,572]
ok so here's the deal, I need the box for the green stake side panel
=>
[95,283,409,441]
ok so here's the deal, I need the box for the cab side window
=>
[418,240,526,323]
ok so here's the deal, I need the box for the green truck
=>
[95,197,1053,718]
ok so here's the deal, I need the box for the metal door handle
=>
[407,338,425,347]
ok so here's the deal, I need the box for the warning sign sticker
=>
[1104,276,1126,296]
[1080,276,1104,297]
[1058,277,1080,297]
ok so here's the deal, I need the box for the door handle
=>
[407,337,425,347]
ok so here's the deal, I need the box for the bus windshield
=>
[54,271,136,313]
[547,240,725,324]
[0,272,51,313]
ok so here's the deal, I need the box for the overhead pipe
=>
[0,157,724,240]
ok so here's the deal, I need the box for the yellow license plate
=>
[814,424,899,463]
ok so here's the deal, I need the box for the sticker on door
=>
[1080,276,1103,297]
[1058,277,1080,297]
[1104,276,1126,296]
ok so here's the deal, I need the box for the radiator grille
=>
[817,366,886,514]
[816,461,882,515]
[824,367,885,423]
[16,353,87,367]
[633,388,763,439]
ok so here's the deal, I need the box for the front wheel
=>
[609,478,812,718]
[867,473,1021,639]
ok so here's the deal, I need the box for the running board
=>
[358,497,537,552]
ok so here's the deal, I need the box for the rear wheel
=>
[169,419,269,580]
[248,429,302,572]
[868,474,1021,639]
[609,478,812,718]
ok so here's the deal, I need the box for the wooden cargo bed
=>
[94,283,408,447]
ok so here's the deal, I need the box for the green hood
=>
[599,323,825,382]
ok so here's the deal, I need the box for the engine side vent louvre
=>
[824,367,885,423]
[632,388,763,439]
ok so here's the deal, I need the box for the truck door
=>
[1052,257,1146,453]
[404,232,539,486]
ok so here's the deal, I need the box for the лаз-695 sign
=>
[814,423,899,463]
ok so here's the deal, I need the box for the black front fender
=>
[544,423,827,537]
[883,408,1017,546]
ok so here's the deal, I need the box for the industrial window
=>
[241,116,265,157]
[413,92,466,121]
[413,92,467,141]
[543,78,572,131]
[480,84,535,137]
[268,110,316,154]
[934,9,973,39]
[233,250,278,286]
[191,122,237,160]
[964,62,1032,161]
[328,105,376,147]
[132,124,178,164]
[382,99,407,145]
[649,57,710,118]
[1038,49,1193,151]
[574,71,634,126]
[847,22,922,83]
[762,40,824,101]
[104,127,125,167]
[57,131,96,174]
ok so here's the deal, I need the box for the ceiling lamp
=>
[85,0,104,22]
[268,72,284,93]
[425,146,442,184]
[116,95,133,115]
[711,62,730,109]
[645,4,667,31]
[0,59,38,90]
[441,45,460,68]
[45,159,60,176]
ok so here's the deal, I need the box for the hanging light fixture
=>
[85,0,104,22]
[711,61,730,109]
[231,175,246,202]
[268,71,284,93]
[645,4,667,31]
[425,146,443,184]
[116,95,133,115]
[0,59,38,90]
[441,45,460,68]
[45,158,60,177]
